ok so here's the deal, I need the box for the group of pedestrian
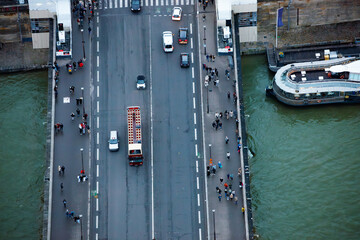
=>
[216,177,238,204]
[200,0,214,11]
[58,165,66,175]
[65,209,81,223]
[54,123,64,133]
[206,54,216,62]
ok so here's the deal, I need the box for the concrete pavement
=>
[197,1,247,239]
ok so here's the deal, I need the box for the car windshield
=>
[180,31,186,38]
[182,55,188,62]
[133,0,139,3]
[109,139,118,144]
[137,79,145,84]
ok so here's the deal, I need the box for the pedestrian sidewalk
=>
[198,1,246,239]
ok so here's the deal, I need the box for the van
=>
[163,31,174,53]
[108,130,119,151]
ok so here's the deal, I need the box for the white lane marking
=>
[192,82,195,93]
[97,148,99,160]
[97,16,99,23]
[109,0,112,8]
[194,128,197,140]
[150,0,153,6]
[192,67,194,78]
[97,41,99,52]
[97,56,99,67]
[97,70,99,82]
[145,0,148,6]
[196,160,199,173]
[199,229,202,240]
[198,211,201,224]
[97,116,99,129]
[125,0,128,7]
[97,101,99,113]
[97,181,99,193]
[191,38,193,49]
[190,23,192,34]
[97,86,99,97]
[161,0,164,5]
[114,0,117,8]
[96,198,99,211]
[197,193,200,206]
[97,26,99,38]
[156,0,159,6]
[97,164,99,177]
[96,233,98,240]
[96,215,98,228]
[197,176,199,189]
[191,52,194,63]
[194,112,197,125]
[120,0,123,7]
[149,15,155,240]
[195,144,198,157]
[97,132,99,145]
[193,97,196,109]
[171,0,174,5]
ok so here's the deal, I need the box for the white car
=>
[162,31,174,53]
[171,7,182,21]
[108,130,119,151]
[136,75,146,89]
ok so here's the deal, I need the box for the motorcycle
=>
[66,63,73,74]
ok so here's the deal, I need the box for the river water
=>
[0,71,47,239]
[242,55,360,240]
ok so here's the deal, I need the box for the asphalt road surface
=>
[92,2,206,240]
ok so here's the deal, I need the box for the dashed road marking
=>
[196,160,199,173]
[197,176,199,189]
[97,41,99,52]
[193,97,196,109]
[191,52,194,63]
[97,164,99,177]
[97,26,99,38]
[97,70,99,82]
[198,211,201,224]
[192,67,194,78]
[96,198,99,211]
[97,86,99,97]
[199,229,202,240]
[194,112,196,125]
[190,23,192,34]
[194,128,197,140]
[97,56,99,67]
[96,148,99,160]
[195,144,198,157]
[97,181,99,193]
[97,101,99,113]
[97,116,99,129]
[97,132,99,145]
[96,233,98,240]
[96,215,98,228]
[197,193,200,206]
[191,38,193,49]
[192,82,195,93]
[97,16,99,23]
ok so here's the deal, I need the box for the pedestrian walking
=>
[76,108,81,116]
[234,196,238,205]
[206,55,209,62]
[227,173,230,179]
[225,136,229,144]
[61,166,65,174]
[215,68,218,77]
[229,110,234,118]
[63,199,67,207]
[215,79,219,86]
[230,193,234,200]
[216,186,220,192]
[70,86,75,94]
[71,112,75,121]
[238,168,241,176]
[226,152,230,159]
[212,121,216,129]
[218,121,222,129]
[218,193,222,201]
[58,165,62,175]
[209,54,213,62]
[227,91,230,99]
[70,211,75,218]
[73,61,77,71]
[224,187,228,197]
[88,26,91,34]
[242,207,245,215]
[218,161,222,169]
[220,177,223,183]
[203,63,207,70]
[66,209,69,218]
[60,182,64,192]
[239,181,243,189]
[224,182,228,188]
[219,112,223,118]
[212,55,216,62]
[230,174,234,180]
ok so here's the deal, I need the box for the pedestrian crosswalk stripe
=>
[114,0,117,8]
[98,0,195,9]
[109,0,112,8]
[125,0,128,8]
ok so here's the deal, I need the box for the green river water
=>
[242,55,360,240]
[0,71,47,239]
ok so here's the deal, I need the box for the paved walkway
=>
[49,4,93,239]
[197,1,247,239]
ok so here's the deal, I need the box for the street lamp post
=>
[81,87,85,115]
[212,209,216,240]
[203,25,207,55]
[79,214,83,240]
[209,144,212,159]
[80,148,84,173]
[81,28,86,61]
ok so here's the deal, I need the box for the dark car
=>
[178,28,188,44]
[180,53,190,68]
[131,0,141,12]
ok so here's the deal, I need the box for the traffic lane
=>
[151,15,199,239]
[98,13,151,239]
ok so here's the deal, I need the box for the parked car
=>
[172,7,182,21]
[136,75,146,89]
[180,53,190,68]
[178,28,188,44]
